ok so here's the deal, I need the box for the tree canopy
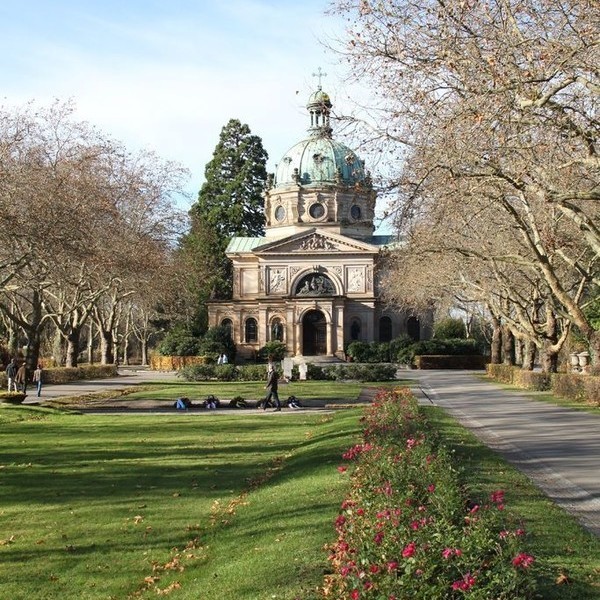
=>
[332,0,600,369]
[178,119,268,330]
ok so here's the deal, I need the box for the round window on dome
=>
[309,202,325,219]
[274,206,286,222]
[350,205,362,220]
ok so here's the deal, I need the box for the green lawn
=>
[1,379,598,599]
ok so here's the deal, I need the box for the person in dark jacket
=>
[262,362,281,411]
[5,359,17,392]
[15,362,27,393]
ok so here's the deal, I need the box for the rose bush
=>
[321,388,537,599]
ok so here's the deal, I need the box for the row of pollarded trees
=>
[0,100,189,371]
[333,0,599,371]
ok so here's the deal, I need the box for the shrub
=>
[434,316,467,339]
[158,331,202,356]
[237,364,270,381]
[346,341,392,363]
[551,373,587,403]
[398,339,480,365]
[486,364,516,384]
[198,325,236,361]
[514,370,551,391]
[258,341,287,361]
[150,355,208,371]
[415,355,488,369]
[326,364,397,381]
[322,389,537,599]
[179,364,217,381]
[346,341,371,362]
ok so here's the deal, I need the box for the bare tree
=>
[331,0,600,363]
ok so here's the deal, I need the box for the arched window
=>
[406,316,420,341]
[221,318,233,339]
[350,318,361,341]
[379,316,393,343]
[245,318,258,343]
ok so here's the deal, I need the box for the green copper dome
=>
[274,84,367,187]
[275,137,366,186]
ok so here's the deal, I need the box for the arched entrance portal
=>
[302,310,327,355]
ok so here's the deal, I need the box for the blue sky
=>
[0,1,356,207]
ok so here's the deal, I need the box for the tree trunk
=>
[590,331,600,373]
[502,326,515,366]
[514,338,523,366]
[52,329,65,366]
[141,340,148,366]
[87,321,94,364]
[491,315,502,364]
[541,306,559,373]
[65,326,83,368]
[100,329,114,364]
[521,339,536,371]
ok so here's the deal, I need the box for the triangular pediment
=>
[251,229,379,256]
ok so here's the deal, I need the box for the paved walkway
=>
[404,369,600,537]
[19,366,600,535]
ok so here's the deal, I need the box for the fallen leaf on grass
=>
[556,571,571,585]
[0,536,15,545]
[156,582,181,595]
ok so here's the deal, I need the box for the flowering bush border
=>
[321,388,537,599]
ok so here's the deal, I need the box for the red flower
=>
[374,532,384,545]
[350,589,360,600]
[452,573,476,591]
[401,542,416,558]
[512,552,535,569]
[490,490,505,504]
[427,484,436,493]
[337,465,347,473]
[387,561,398,572]
[369,564,380,574]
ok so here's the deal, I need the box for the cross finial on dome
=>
[312,67,327,90]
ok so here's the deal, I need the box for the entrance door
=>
[302,310,327,355]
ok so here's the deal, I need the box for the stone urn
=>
[578,352,590,368]
[570,352,580,369]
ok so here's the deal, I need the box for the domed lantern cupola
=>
[307,68,333,138]
[264,70,377,241]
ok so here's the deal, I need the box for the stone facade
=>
[207,83,429,361]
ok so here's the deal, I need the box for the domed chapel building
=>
[207,82,428,361]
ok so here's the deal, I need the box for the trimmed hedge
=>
[179,362,398,383]
[415,355,488,370]
[486,365,599,405]
[150,355,208,370]
[0,364,117,387]
[0,392,27,404]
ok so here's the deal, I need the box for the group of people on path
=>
[5,359,43,396]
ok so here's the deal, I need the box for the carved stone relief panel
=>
[347,267,365,293]
[268,267,287,294]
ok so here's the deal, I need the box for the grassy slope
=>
[0,406,361,600]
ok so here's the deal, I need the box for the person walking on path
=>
[5,358,18,392]
[33,364,43,397]
[261,358,281,411]
[15,362,27,394]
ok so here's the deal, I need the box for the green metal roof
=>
[226,237,265,253]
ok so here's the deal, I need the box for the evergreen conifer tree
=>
[179,119,268,332]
